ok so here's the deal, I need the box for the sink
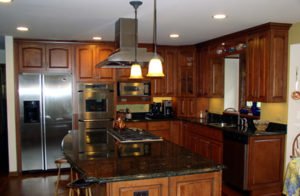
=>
[208,122,237,128]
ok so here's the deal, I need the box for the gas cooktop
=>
[108,128,163,143]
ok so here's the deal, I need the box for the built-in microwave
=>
[117,81,151,97]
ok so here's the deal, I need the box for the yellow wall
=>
[208,22,300,123]
[260,103,287,123]
[208,98,224,114]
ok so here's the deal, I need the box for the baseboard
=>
[9,171,19,176]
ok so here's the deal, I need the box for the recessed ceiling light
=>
[92,36,102,40]
[16,26,29,32]
[0,0,13,3]
[213,14,227,19]
[169,34,179,38]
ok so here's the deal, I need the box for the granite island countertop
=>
[62,130,223,184]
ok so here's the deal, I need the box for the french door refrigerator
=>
[19,74,72,171]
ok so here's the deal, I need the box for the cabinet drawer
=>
[148,121,170,131]
[149,130,170,140]
[125,122,147,130]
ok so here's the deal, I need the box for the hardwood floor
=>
[0,171,69,196]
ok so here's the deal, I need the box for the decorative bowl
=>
[253,120,269,131]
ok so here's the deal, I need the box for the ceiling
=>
[0,0,300,46]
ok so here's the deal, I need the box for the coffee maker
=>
[162,100,173,117]
[149,102,162,116]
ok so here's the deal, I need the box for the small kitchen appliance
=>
[162,100,173,117]
[147,102,164,119]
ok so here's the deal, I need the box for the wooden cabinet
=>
[246,31,268,102]
[178,46,196,97]
[196,47,224,98]
[17,41,73,73]
[107,172,221,196]
[183,122,223,164]
[209,57,224,97]
[247,134,285,193]
[196,47,210,97]
[107,177,169,196]
[75,43,115,82]
[169,172,222,196]
[170,120,182,146]
[148,121,170,140]
[246,23,290,102]
[176,98,198,118]
[151,46,178,96]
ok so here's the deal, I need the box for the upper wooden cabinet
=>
[17,41,73,73]
[196,47,224,98]
[151,46,178,97]
[209,57,224,97]
[75,43,116,82]
[178,46,196,97]
[245,23,290,102]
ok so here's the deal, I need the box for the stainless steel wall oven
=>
[78,83,114,153]
[78,83,114,120]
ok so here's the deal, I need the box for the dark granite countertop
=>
[62,130,223,184]
[177,117,287,136]
[125,116,286,136]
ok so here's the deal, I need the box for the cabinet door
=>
[246,32,268,102]
[164,48,178,96]
[169,172,222,196]
[18,42,46,72]
[76,45,95,82]
[46,44,73,72]
[209,57,224,97]
[267,29,288,102]
[196,47,210,97]
[94,45,115,81]
[148,121,170,140]
[210,141,223,164]
[170,121,182,146]
[178,46,196,97]
[193,135,211,159]
[107,177,169,196]
[247,135,285,190]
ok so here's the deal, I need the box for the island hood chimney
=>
[96,18,154,68]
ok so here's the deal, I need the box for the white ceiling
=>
[0,0,300,45]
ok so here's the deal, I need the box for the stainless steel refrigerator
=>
[19,74,72,171]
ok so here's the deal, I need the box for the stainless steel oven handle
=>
[78,118,114,122]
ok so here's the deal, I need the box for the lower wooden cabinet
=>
[106,172,221,196]
[247,135,285,192]
[183,122,223,164]
[169,172,222,196]
[106,177,169,196]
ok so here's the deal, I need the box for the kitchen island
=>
[63,129,223,196]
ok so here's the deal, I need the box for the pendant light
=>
[129,0,143,79]
[147,0,165,77]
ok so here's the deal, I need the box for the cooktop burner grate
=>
[108,128,163,143]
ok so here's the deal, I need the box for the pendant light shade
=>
[129,63,143,79]
[147,0,164,77]
[129,0,143,79]
[147,55,164,77]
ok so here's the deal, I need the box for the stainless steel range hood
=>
[96,18,154,68]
